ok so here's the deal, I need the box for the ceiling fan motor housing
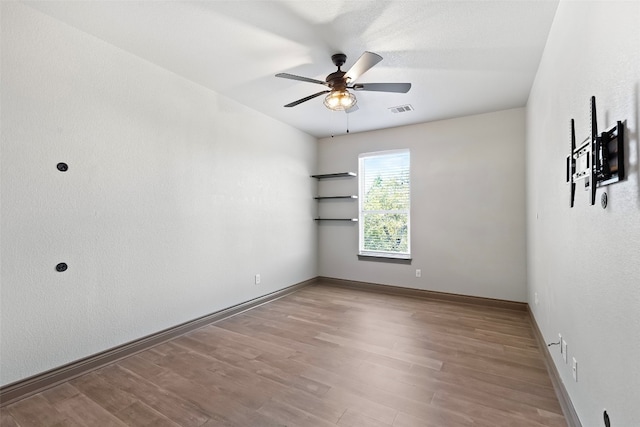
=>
[326,71,347,90]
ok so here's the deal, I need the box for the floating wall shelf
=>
[311,172,356,179]
[312,172,358,223]
[314,195,358,200]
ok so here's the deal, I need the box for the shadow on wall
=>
[635,83,640,207]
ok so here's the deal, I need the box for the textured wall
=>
[526,1,640,425]
[0,3,317,386]
[317,108,527,302]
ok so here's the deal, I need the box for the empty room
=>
[1,1,639,426]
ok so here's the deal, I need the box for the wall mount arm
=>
[568,96,625,207]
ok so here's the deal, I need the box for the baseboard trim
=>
[528,307,582,427]
[316,276,528,311]
[0,278,314,407]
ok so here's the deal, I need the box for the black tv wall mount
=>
[567,96,625,207]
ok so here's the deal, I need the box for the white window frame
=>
[358,149,411,260]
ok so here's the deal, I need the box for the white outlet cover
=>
[559,334,563,353]
[562,339,568,363]
[572,357,578,381]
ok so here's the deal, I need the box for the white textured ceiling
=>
[25,0,559,138]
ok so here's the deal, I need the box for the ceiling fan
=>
[276,51,411,112]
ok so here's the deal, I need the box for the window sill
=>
[357,253,412,264]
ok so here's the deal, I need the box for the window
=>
[358,149,410,259]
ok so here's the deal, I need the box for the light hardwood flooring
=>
[1,282,567,426]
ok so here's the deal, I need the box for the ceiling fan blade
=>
[344,51,383,83]
[345,104,359,114]
[284,90,330,107]
[351,83,411,93]
[276,73,327,86]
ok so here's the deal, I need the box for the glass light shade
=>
[323,90,357,111]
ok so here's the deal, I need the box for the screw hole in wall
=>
[57,162,68,172]
[55,263,68,272]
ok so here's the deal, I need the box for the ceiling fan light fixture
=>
[323,90,357,111]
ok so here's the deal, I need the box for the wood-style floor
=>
[1,282,567,427]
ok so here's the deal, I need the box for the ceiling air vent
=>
[389,104,413,114]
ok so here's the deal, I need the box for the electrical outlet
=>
[534,292,539,305]
[415,269,421,278]
[254,274,261,285]
[572,357,578,381]
[562,338,568,363]
[559,333,563,354]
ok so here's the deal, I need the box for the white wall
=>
[317,108,527,302]
[526,1,640,426]
[0,3,317,386]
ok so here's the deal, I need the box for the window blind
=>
[359,150,410,257]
